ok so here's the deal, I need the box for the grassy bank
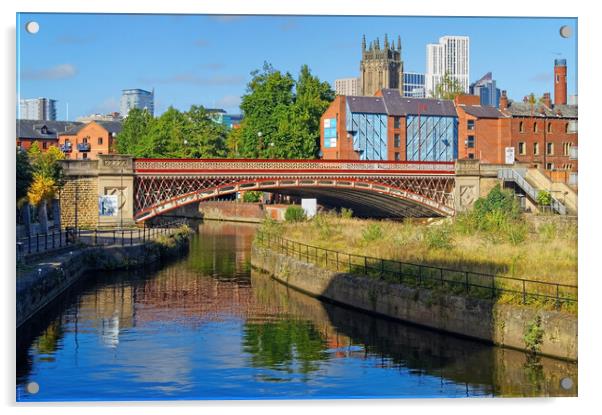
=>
[258,187,577,312]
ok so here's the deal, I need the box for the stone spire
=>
[375,37,380,50]
[362,34,366,51]
[384,33,389,49]
[397,35,401,51]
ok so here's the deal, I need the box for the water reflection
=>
[16,221,577,401]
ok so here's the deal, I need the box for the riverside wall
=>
[16,232,190,328]
[251,245,577,361]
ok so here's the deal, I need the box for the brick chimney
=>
[542,92,552,108]
[500,90,508,109]
[554,59,567,105]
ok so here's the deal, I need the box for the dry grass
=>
[259,213,577,312]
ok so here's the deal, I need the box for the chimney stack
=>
[554,59,567,106]
[542,92,552,108]
[500,90,508,109]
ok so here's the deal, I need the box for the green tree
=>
[184,105,228,158]
[115,108,155,156]
[238,62,295,158]
[16,149,33,204]
[431,72,465,100]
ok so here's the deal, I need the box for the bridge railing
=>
[133,158,456,173]
[255,231,577,311]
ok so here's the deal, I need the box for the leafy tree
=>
[184,105,228,158]
[115,108,154,156]
[431,72,465,100]
[16,149,33,204]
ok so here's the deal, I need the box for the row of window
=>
[63,136,105,145]
[517,142,573,156]
[518,121,574,134]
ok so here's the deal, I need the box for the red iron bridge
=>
[132,158,456,221]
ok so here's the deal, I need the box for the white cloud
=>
[22,64,77,80]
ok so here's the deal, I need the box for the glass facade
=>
[403,73,426,98]
[406,115,457,161]
[345,108,388,160]
[323,117,337,148]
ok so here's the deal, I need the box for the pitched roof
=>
[460,105,507,119]
[16,120,84,140]
[380,89,457,117]
[60,120,123,135]
[346,96,386,114]
[503,101,578,118]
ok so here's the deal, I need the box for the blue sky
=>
[16,13,577,120]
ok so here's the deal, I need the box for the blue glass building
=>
[469,72,501,108]
[403,72,426,98]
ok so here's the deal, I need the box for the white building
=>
[19,97,57,120]
[120,88,154,117]
[335,78,360,96]
[425,36,470,97]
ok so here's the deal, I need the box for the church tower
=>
[360,34,404,96]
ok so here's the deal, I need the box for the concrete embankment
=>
[251,245,577,361]
[17,231,190,328]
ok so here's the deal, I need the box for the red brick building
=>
[58,121,122,160]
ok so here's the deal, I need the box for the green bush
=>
[362,223,383,242]
[242,191,263,203]
[473,184,521,222]
[284,205,306,223]
[312,213,334,239]
[424,225,454,250]
[536,190,552,206]
[340,207,353,219]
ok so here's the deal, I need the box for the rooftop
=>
[17,120,83,140]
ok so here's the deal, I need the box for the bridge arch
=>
[133,175,455,222]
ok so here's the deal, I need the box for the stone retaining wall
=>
[251,245,577,361]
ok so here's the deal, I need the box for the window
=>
[519,121,525,133]
[467,135,475,148]
[42,142,47,149]
[547,123,552,133]
[393,117,400,129]
[98,137,103,145]
[533,122,538,133]
[82,153,88,159]
[565,123,569,133]
[518,142,526,155]
[394,134,400,147]
[83,137,88,143]
[546,162,554,170]
[533,142,540,155]
[468,153,475,159]
[467,120,475,131]
[394,152,400,161]
[563,142,571,156]
[547,142,554,155]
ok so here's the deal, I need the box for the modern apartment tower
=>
[335,78,360,96]
[425,36,470,97]
[359,34,404,96]
[19,97,57,120]
[120,88,155,117]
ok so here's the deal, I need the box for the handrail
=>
[498,168,567,215]
[255,230,577,309]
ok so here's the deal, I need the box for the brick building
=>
[16,120,83,152]
[58,121,122,160]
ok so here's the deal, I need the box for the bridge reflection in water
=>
[16,221,576,401]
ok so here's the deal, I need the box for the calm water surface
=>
[16,221,577,401]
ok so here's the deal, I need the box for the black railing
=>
[77,142,91,152]
[16,219,187,262]
[255,231,578,309]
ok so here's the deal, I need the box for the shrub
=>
[536,190,552,206]
[473,184,521,222]
[424,225,454,250]
[313,213,334,239]
[242,191,263,203]
[340,207,353,219]
[284,205,306,223]
[362,223,383,242]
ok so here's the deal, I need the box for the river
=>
[16,221,577,401]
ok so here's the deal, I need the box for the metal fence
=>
[16,219,187,261]
[256,231,577,309]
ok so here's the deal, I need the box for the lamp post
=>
[257,131,263,158]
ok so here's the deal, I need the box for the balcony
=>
[60,143,72,153]
[77,142,91,152]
